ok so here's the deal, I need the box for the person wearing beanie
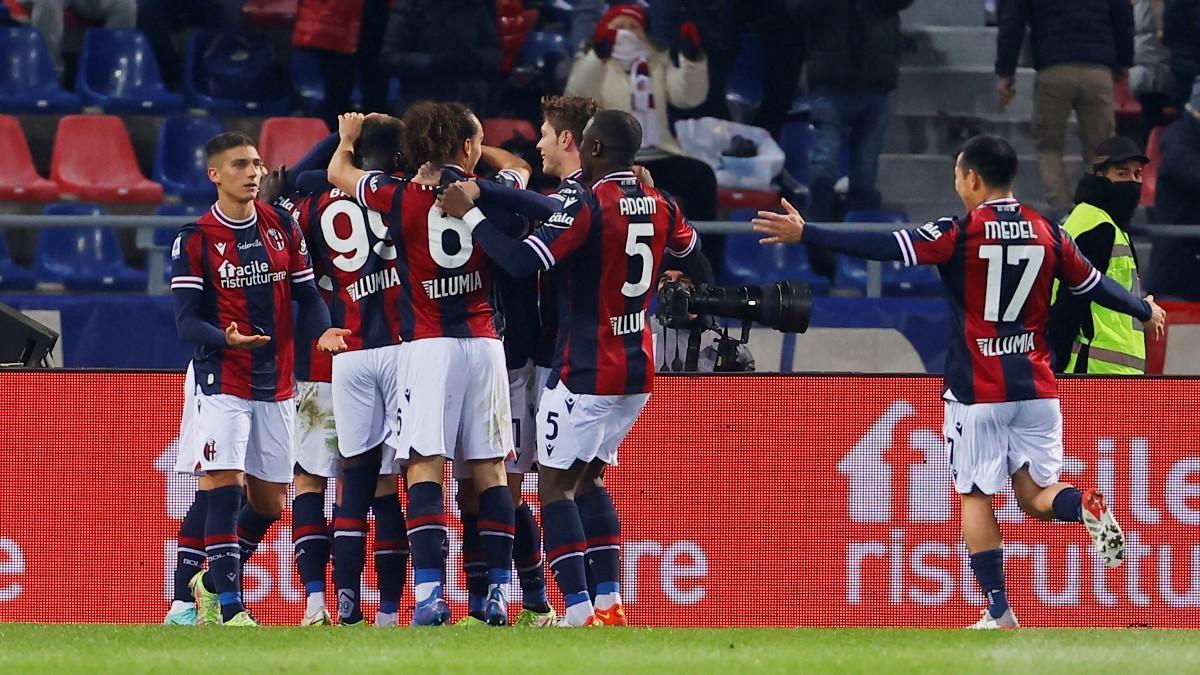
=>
[1048,137,1151,373]
[652,251,755,373]
[1144,78,1200,301]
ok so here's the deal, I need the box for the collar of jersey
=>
[211,203,257,229]
[593,170,638,187]
[567,169,583,180]
[979,197,1018,208]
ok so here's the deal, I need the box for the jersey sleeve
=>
[663,195,699,257]
[1057,230,1103,295]
[288,213,316,285]
[354,170,404,213]
[493,168,528,190]
[524,186,593,269]
[170,227,205,292]
[894,217,959,266]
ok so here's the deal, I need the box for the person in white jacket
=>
[565,3,717,222]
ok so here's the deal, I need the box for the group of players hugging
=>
[164,95,698,628]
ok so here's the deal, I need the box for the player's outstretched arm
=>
[752,198,906,261]
[476,179,561,220]
[326,113,368,197]
[479,145,532,188]
[440,182,545,277]
[1083,277,1166,339]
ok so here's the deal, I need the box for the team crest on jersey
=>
[203,437,217,461]
[266,228,286,251]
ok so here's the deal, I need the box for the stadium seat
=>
[779,121,811,187]
[834,257,941,297]
[719,209,830,294]
[183,30,291,115]
[35,203,148,291]
[725,32,764,121]
[243,0,298,27]
[1113,80,1141,124]
[518,31,569,73]
[0,115,60,202]
[290,49,325,116]
[75,29,184,114]
[718,187,779,211]
[1141,125,1164,207]
[154,116,223,202]
[497,0,530,74]
[483,118,537,146]
[51,115,164,203]
[259,117,330,170]
[0,27,82,114]
[0,232,37,290]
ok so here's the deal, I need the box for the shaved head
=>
[580,110,642,179]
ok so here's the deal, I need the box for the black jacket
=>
[380,0,502,113]
[996,0,1134,77]
[790,0,914,93]
[1163,0,1200,104]
[1145,115,1200,300]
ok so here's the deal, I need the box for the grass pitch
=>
[1,624,1198,674]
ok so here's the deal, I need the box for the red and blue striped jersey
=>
[354,165,499,341]
[170,201,315,401]
[523,170,698,395]
[286,186,405,353]
[534,169,586,369]
[895,198,1102,403]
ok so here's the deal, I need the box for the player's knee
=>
[374,474,398,498]
[507,474,524,506]
[293,466,326,495]
[246,489,286,519]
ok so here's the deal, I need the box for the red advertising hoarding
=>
[1,371,1197,627]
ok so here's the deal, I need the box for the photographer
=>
[653,253,755,373]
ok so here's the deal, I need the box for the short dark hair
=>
[356,116,404,172]
[958,134,1019,189]
[400,101,479,169]
[586,109,641,165]
[204,132,257,163]
[541,95,600,146]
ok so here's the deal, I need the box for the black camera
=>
[656,280,813,333]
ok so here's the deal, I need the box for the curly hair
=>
[400,100,478,170]
[541,95,600,147]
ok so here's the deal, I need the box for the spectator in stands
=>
[1130,0,1173,142]
[380,0,502,116]
[31,0,136,77]
[792,0,914,224]
[1144,80,1200,301]
[565,3,716,222]
[1048,136,1150,374]
[1162,0,1200,106]
[652,252,755,373]
[293,0,389,128]
[569,0,605,52]
[996,0,1134,217]
[137,0,242,90]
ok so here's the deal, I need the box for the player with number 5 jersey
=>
[438,110,700,627]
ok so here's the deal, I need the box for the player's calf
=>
[204,480,248,624]
[576,477,623,625]
[332,447,381,625]
[292,475,331,626]
[371,487,409,626]
[407,459,450,626]
[165,489,209,625]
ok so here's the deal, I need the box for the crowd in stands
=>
[0,0,1197,300]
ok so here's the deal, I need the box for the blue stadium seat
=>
[519,31,569,72]
[836,209,939,295]
[0,231,37,290]
[0,27,82,113]
[720,209,829,294]
[35,203,148,291]
[845,209,909,225]
[184,30,291,115]
[154,116,222,202]
[155,203,207,283]
[76,29,184,113]
[290,49,324,116]
[725,32,764,121]
[779,121,811,187]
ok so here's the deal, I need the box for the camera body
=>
[656,279,813,334]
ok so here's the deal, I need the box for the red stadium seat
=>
[243,0,298,27]
[50,115,163,203]
[482,118,536,146]
[496,0,528,74]
[2,0,29,22]
[259,116,330,170]
[0,115,59,202]
[1113,80,1141,123]
[718,187,779,211]
[1141,125,1164,207]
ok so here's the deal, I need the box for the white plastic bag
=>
[674,117,785,191]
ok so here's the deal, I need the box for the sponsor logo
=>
[347,267,403,303]
[976,331,1036,357]
[546,211,575,227]
[217,259,287,289]
[236,240,263,251]
[171,236,182,260]
[619,196,657,217]
[421,270,482,300]
[918,222,944,241]
[609,310,646,337]
[266,229,286,252]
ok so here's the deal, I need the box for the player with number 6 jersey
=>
[752,134,1166,631]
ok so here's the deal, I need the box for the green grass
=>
[1,625,1198,674]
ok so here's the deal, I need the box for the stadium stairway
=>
[885,0,1086,222]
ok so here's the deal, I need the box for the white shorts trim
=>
[535,381,649,471]
[944,398,1063,495]
[194,392,296,483]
